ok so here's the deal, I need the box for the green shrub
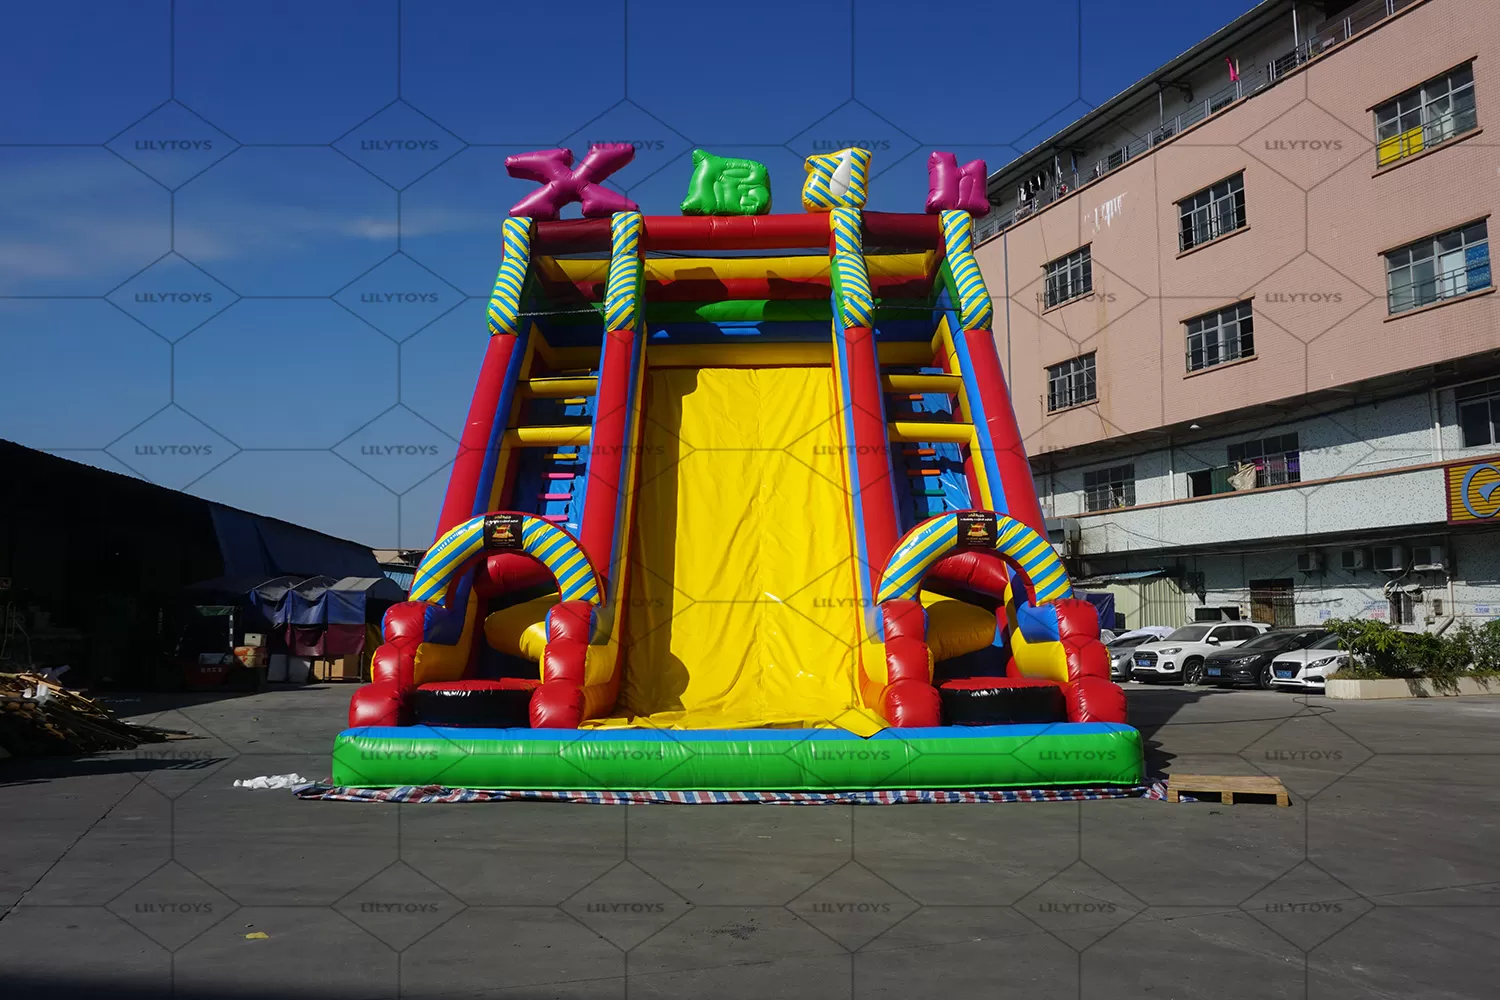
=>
[1321,617,1500,689]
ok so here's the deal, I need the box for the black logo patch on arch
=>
[956,511,997,549]
[483,513,526,550]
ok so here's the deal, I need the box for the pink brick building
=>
[973,0,1500,634]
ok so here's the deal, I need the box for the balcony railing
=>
[1388,255,1494,314]
[1376,106,1480,166]
[1188,457,1300,497]
[975,0,1423,244]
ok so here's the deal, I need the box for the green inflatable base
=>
[332,723,1144,791]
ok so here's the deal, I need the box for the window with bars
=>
[1082,464,1135,512]
[1046,353,1097,412]
[1385,220,1491,315]
[1043,246,1093,308]
[1457,378,1500,448]
[1227,432,1301,487]
[1375,63,1478,166]
[1177,173,1246,251]
[1185,300,1254,372]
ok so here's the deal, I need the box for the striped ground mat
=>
[295,782,1171,804]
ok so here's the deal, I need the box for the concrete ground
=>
[2,682,1498,999]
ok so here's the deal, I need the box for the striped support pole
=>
[603,211,642,333]
[830,207,874,329]
[488,218,534,337]
[580,211,647,642]
[829,208,900,634]
[938,210,992,332]
[435,216,536,542]
[938,210,1046,535]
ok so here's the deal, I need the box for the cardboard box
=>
[241,632,265,647]
[314,656,364,682]
[233,646,267,668]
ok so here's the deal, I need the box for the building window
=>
[1385,221,1491,314]
[1456,378,1500,448]
[1228,433,1301,487]
[1178,173,1246,251]
[1043,246,1093,308]
[1185,300,1254,372]
[1375,63,1478,166]
[1082,464,1135,512]
[1047,353,1097,412]
[1187,433,1300,497]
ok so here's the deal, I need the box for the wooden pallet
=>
[1167,774,1290,806]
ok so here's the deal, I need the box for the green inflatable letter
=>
[680,149,772,216]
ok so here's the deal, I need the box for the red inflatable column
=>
[958,327,1047,536]
[435,332,522,537]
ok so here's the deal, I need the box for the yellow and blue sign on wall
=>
[1447,459,1500,523]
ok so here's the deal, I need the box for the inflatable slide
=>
[334,145,1143,791]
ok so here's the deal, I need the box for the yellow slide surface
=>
[587,366,882,734]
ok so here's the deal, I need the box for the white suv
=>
[1129,622,1270,685]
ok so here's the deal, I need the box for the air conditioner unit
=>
[1296,552,1325,573]
[1340,549,1368,572]
[1372,544,1407,573]
[1410,544,1447,572]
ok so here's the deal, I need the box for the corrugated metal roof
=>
[1073,569,1168,585]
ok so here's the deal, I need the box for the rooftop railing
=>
[975,0,1423,244]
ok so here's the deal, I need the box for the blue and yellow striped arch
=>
[875,511,1072,605]
[410,513,604,607]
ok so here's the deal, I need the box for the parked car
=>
[1112,626,1176,645]
[1130,622,1269,684]
[1200,628,1330,689]
[1269,633,1349,692]
[1105,627,1176,680]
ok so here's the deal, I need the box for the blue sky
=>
[0,0,1256,548]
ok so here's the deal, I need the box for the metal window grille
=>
[1227,433,1301,487]
[1046,353,1097,412]
[1043,246,1093,308]
[1185,301,1254,372]
[1386,221,1490,315]
[1374,63,1478,166]
[1178,173,1246,251]
[1456,377,1500,448]
[1082,464,1135,512]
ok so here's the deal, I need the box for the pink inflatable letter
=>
[505,144,640,220]
[925,152,990,216]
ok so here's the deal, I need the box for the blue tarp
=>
[1078,591,1118,631]
[326,577,406,625]
[247,575,300,628]
[287,576,338,627]
[208,505,383,583]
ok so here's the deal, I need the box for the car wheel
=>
[1183,658,1204,686]
[1256,663,1273,690]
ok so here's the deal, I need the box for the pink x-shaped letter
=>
[505,144,640,221]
